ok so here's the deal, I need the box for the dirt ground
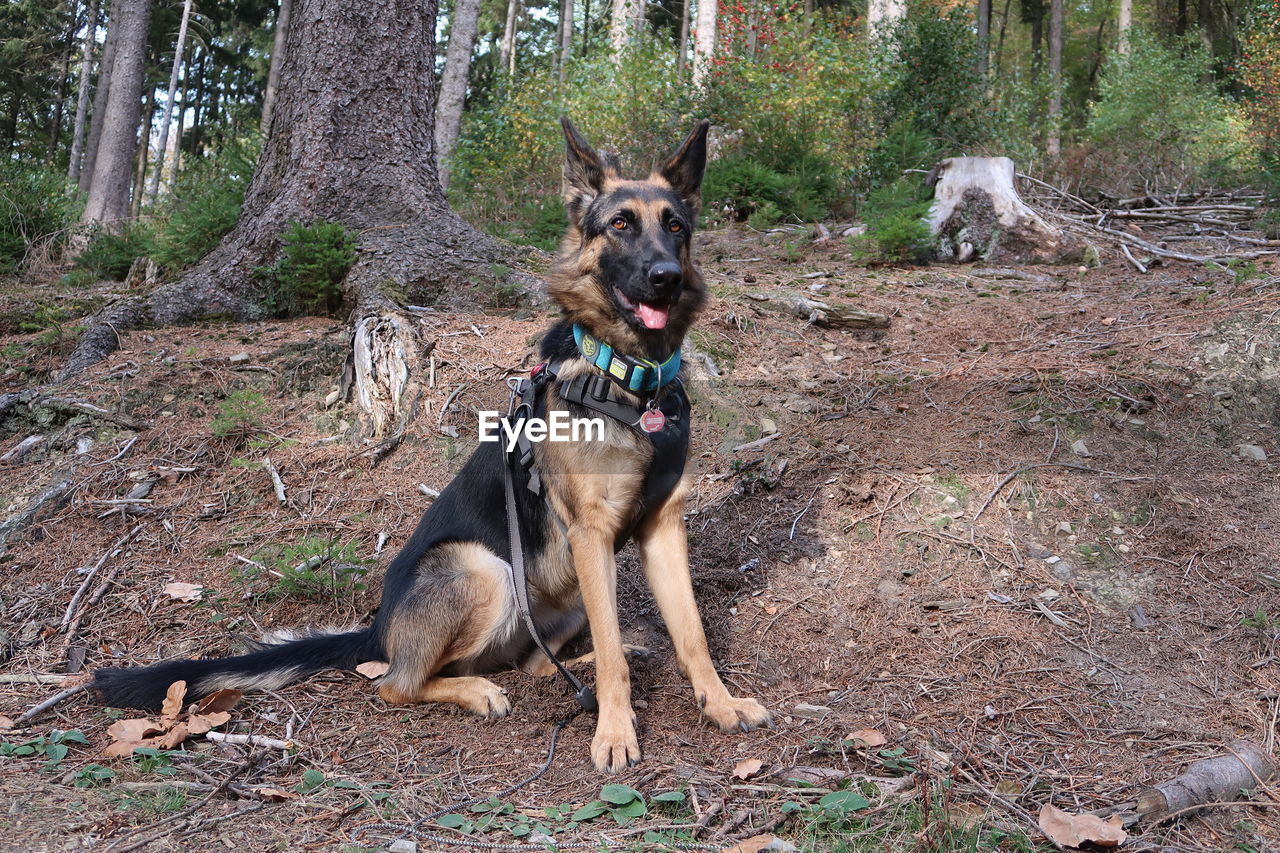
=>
[1,226,1278,853]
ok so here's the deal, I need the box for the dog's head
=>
[548,118,709,359]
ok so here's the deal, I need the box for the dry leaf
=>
[162,582,204,602]
[186,711,232,735]
[762,605,778,615]
[103,739,149,758]
[154,722,191,749]
[190,688,242,716]
[0,715,14,730]
[107,718,164,744]
[724,835,781,853]
[1101,316,1117,326]
[251,787,298,802]
[355,660,390,679]
[945,802,988,830]
[1038,803,1128,848]
[160,681,187,723]
[732,757,764,779]
[847,728,887,748]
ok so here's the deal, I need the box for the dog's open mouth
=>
[613,287,671,330]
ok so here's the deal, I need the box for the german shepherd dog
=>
[93,118,772,772]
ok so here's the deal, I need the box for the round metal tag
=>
[639,408,666,433]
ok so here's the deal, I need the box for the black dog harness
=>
[500,341,691,711]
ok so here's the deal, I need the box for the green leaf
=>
[57,730,89,745]
[332,779,361,789]
[818,790,870,815]
[610,798,647,824]
[652,791,686,803]
[781,801,805,814]
[571,800,608,822]
[298,768,326,793]
[600,783,641,805]
[437,813,469,829]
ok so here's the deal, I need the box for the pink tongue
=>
[637,301,670,330]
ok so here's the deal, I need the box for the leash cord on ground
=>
[353,711,723,851]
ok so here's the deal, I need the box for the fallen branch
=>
[1121,244,1148,274]
[32,396,150,431]
[205,731,295,751]
[0,673,69,685]
[0,435,46,463]
[788,295,891,329]
[1137,740,1277,823]
[262,457,288,505]
[13,682,89,726]
[59,526,142,632]
[0,473,75,557]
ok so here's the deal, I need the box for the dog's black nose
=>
[647,261,682,291]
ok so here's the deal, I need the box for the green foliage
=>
[0,160,79,273]
[855,177,934,264]
[702,155,832,226]
[0,729,88,769]
[73,764,118,788]
[211,390,272,440]
[149,137,257,272]
[246,536,370,598]
[265,220,358,315]
[131,747,180,775]
[1085,29,1254,193]
[72,224,151,282]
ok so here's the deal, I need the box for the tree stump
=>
[927,156,1083,265]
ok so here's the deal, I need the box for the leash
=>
[503,380,597,714]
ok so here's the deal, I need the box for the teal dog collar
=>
[572,324,682,393]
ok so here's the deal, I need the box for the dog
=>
[92,117,772,773]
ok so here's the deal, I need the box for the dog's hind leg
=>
[377,543,516,718]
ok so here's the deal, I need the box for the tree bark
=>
[559,0,575,82]
[927,156,1084,264]
[435,0,482,192]
[609,0,645,52]
[146,0,194,207]
[1046,0,1062,156]
[261,0,292,133]
[68,0,101,182]
[79,8,118,193]
[677,0,690,75]
[691,0,717,86]
[129,87,153,219]
[81,0,152,229]
[977,0,991,75]
[47,13,78,164]
[1117,0,1132,54]
[499,0,520,78]
[62,0,535,440]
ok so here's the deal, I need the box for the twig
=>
[974,462,1156,521]
[13,683,89,726]
[0,473,75,557]
[262,457,287,504]
[62,563,124,651]
[1121,243,1148,274]
[32,396,150,431]
[205,732,295,751]
[436,383,468,431]
[732,433,781,452]
[1017,172,1101,214]
[59,526,142,631]
[0,673,68,685]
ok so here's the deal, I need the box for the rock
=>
[1238,444,1267,461]
[783,395,816,414]
[792,703,832,720]
[1070,439,1091,457]
[228,352,251,364]
[387,840,417,853]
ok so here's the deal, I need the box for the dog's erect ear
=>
[561,116,609,220]
[659,120,710,209]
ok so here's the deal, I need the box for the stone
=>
[1070,439,1091,457]
[228,352,251,364]
[792,703,832,720]
[1238,444,1267,461]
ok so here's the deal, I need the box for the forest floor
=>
[1,225,1278,853]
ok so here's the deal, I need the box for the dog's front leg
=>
[635,484,772,733]
[567,524,638,772]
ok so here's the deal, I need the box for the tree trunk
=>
[977,0,991,75]
[995,0,1011,73]
[62,0,534,440]
[146,0,194,207]
[261,0,292,133]
[677,0,690,75]
[559,0,575,82]
[1046,0,1062,156]
[435,0,482,192]
[47,15,78,164]
[609,0,645,52]
[499,0,519,78]
[1117,0,1132,54]
[129,88,154,219]
[79,9,118,193]
[68,0,101,182]
[81,0,152,229]
[691,0,716,86]
[927,156,1084,264]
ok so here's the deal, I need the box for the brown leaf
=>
[106,718,163,745]
[186,711,232,736]
[251,787,298,802]
[190,688,243,716]
[162,582,204,603]
[0,715,14,731]
[1038,803,1128,848]
[160,681,187,723]
[724,835,781,853]
[732,757,764,780]
[355,660,390,679]
[153,722,191,750]
[945,802,988,830]
[762,605,778,615]
[847,728,887,748]
[103,739,147,759]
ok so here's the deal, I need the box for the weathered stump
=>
[927,156,1083,264]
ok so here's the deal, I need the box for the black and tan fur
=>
[92,118,772,772]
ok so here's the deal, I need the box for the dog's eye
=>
[668,220,684,233]
[610,217,628,231]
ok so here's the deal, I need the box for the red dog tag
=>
[640,408,666,433]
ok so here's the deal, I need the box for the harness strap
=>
[502,446,597,713]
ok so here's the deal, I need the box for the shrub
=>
[211,390,271,440]
[856,176,934,263]
[149,137,256,272]
[72,224,152,281]
[0,161,79,274]
[702,155,830,226]
[1241,0,1280,160]
[266,220,358,315]
[1084,29,1253,194]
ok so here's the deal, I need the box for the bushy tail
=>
[92,628,380,710]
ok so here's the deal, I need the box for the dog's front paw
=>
[702,695,772,733]
[591,713,641,773]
